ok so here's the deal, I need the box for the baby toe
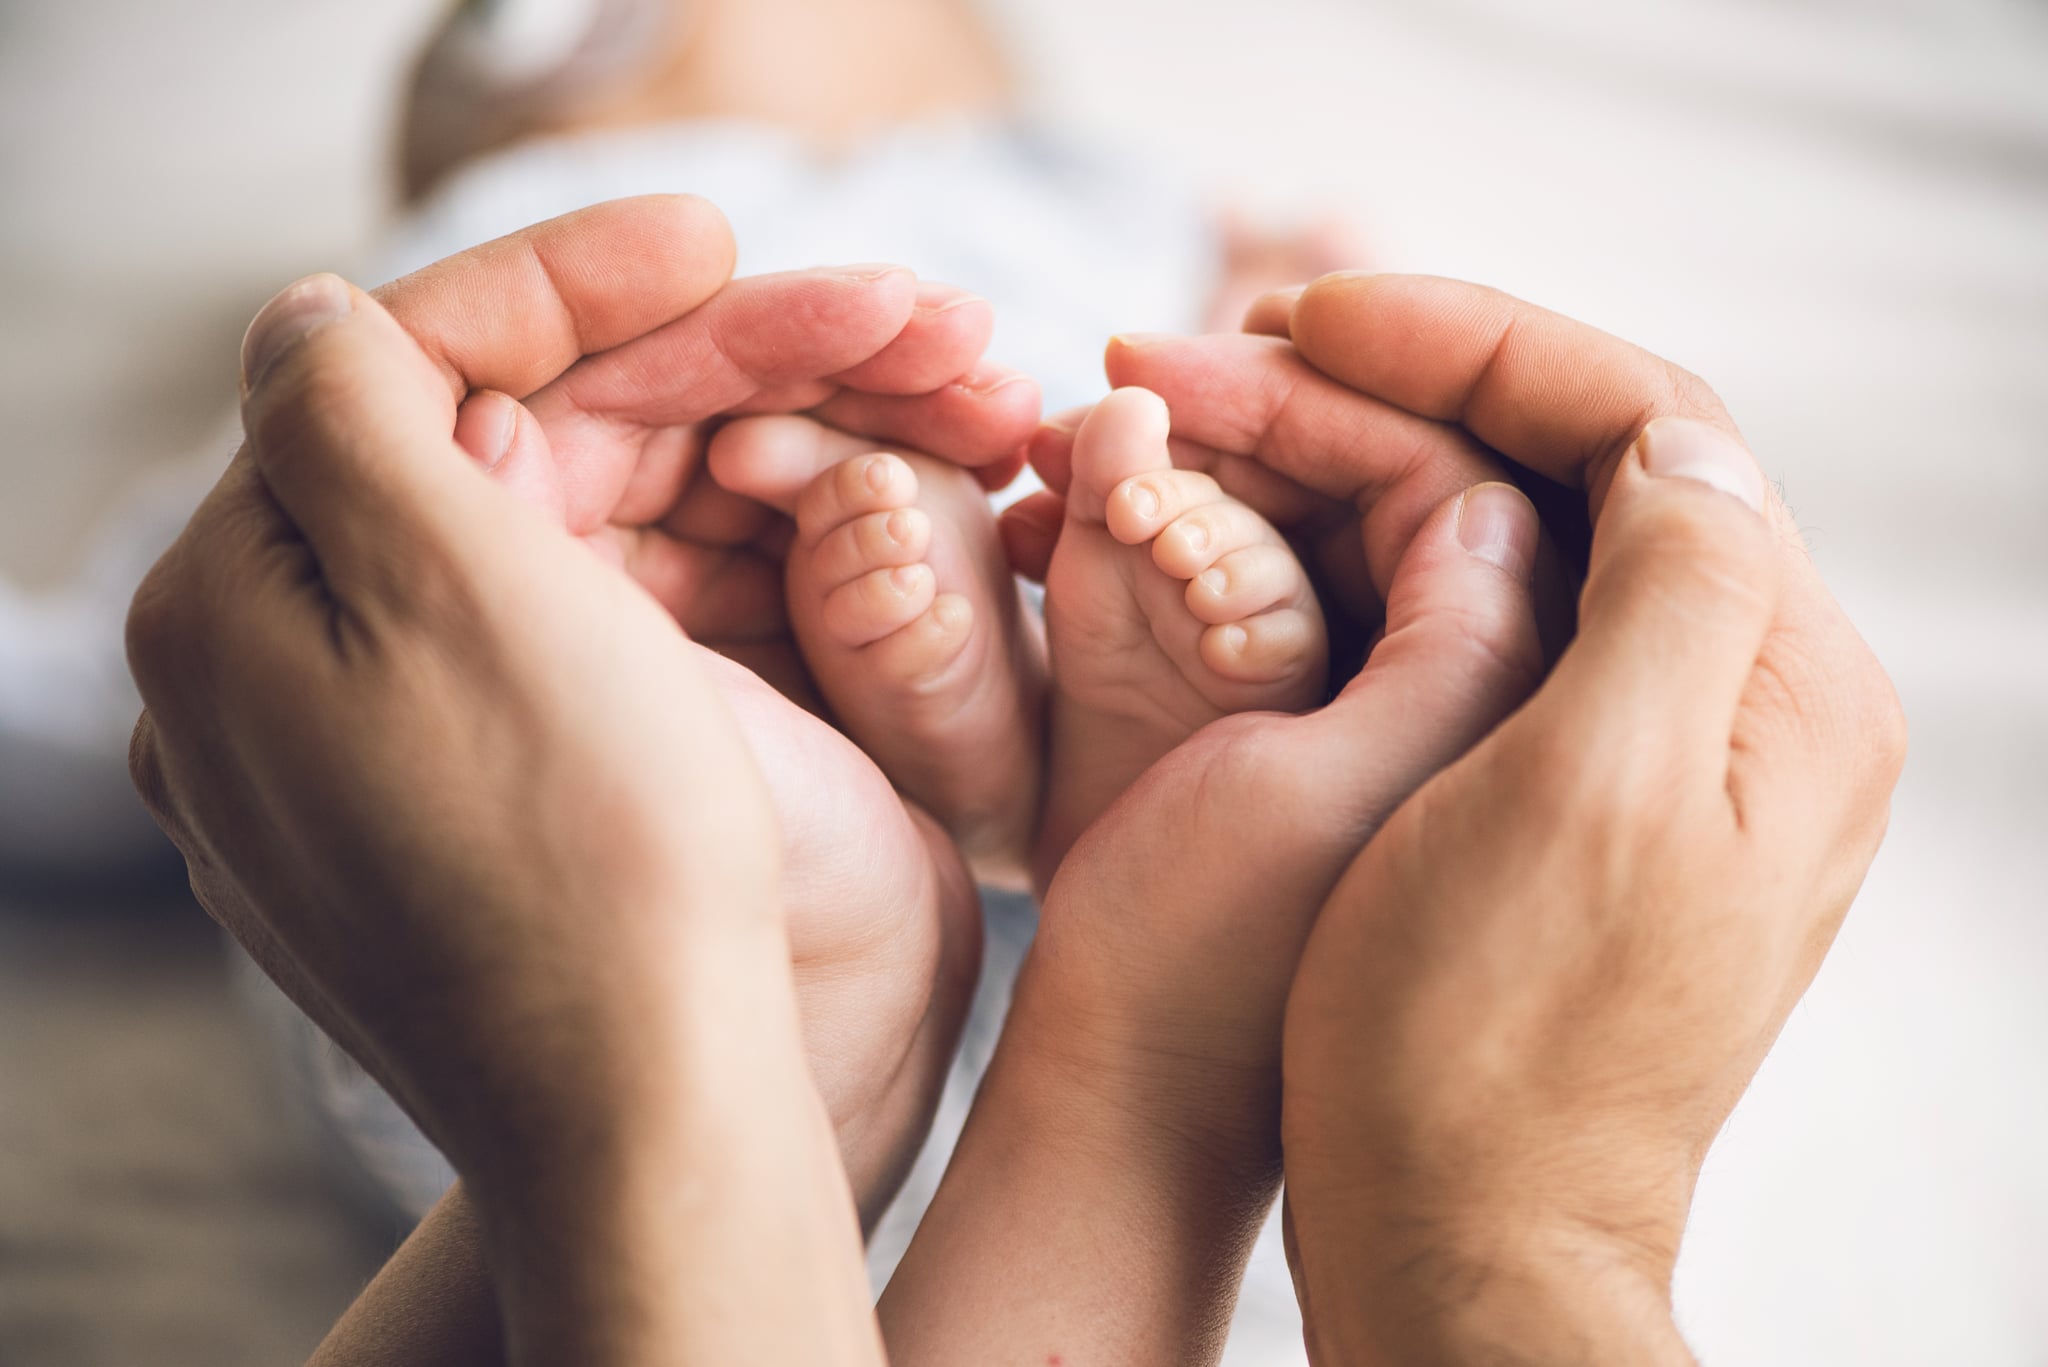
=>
[807,507,933,590]
[1184,544,1306,625]
[862,592,978,683]
[709,414,874,515]
[1200,610,1324,687]
[820,563,938,648]
[1106,468,1227,548]
[1149,499,1274,578]
[796,453,920,546]
[1065,387,1175,524]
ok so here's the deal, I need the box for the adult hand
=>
[1153,274,1901,1364]
[421,197,1041,1218]
[880,476,1549,1364]
[127,262,880,1363]
[930,274,1898,1364]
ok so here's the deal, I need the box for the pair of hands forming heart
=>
[129,194,1903,1365]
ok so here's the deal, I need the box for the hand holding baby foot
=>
[707,415,1046,878]
[882,478,1550,1364]
[412,198,1045,1218]
[1035,386,1327,885]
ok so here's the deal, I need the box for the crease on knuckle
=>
[123,561,190,697]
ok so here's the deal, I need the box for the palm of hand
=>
[442,267,1033,1217]
[1024,373,1547,1170]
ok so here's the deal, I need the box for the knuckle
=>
[244,357,364,470]
[123,558,194,700]
[1659,358,1731,426]
[1610,497,1776,616]
[1870,681,1910,784]
[125,710,175,829]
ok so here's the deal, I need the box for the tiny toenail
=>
[863,456,894,493]
[1218,624,1249,654]
[1180,522,1210,552]
[885,510,914,544]
[889,565,922,593]
[1128,484,1161,520]
[1199,568,1228,597]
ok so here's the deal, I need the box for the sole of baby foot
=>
[785,450,1046,878]
[1035,387,1328,889]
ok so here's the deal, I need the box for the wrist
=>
[441,919,792,1196]
[1005,945,1283,1195]
[465,932,880,1366]
[1291,1194,1693,1367]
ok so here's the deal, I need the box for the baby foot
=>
[1037,387,1328,885]
[710,417,1046,875]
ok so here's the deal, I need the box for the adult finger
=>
[810,361,1042,467]
[1029,413,1338,535]
[375,194,737,403]
[522,266,924,530]
[1519,418,1781,785]
[527,265,922,429]
[1279,481,1548,835]
[1287,274,1731,512]
[1102,332,1501,594]
[453,389,569,526]
[237,276,506,612]
[1241,285,1303,338]
[1290,275,1903,822]
[829,283,996,394]
[998,490,1064,582]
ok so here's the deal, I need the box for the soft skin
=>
[956,273,1902,1365]
[705,385,1334,898]
[126,198,1038,1367]
[129,271,878,1367]
[879,478,1549,1366]
[362,199,1045,1224]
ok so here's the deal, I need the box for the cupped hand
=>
[128,215,893,1363]
[1242,276,1907,1365]
[411,200,1040,704]
[379,197,1044,1219]
[129,266,800,1189]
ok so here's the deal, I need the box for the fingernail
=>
[956,370,1032,398]
[1638,418,1765,512]
[1456,482,1538,580]
[917,292,988,316]
[885,510,915,544]
[1109,332,1172,350]
[483,400,518,470]
[831,263,912,283]
[1127,483,1161,520]
[241,274,352,394]
[862,456,895,492]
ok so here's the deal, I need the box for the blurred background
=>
[2,0,2044,1362]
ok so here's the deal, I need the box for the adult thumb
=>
[1537,417,1783,771]
[238,273,520,614]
